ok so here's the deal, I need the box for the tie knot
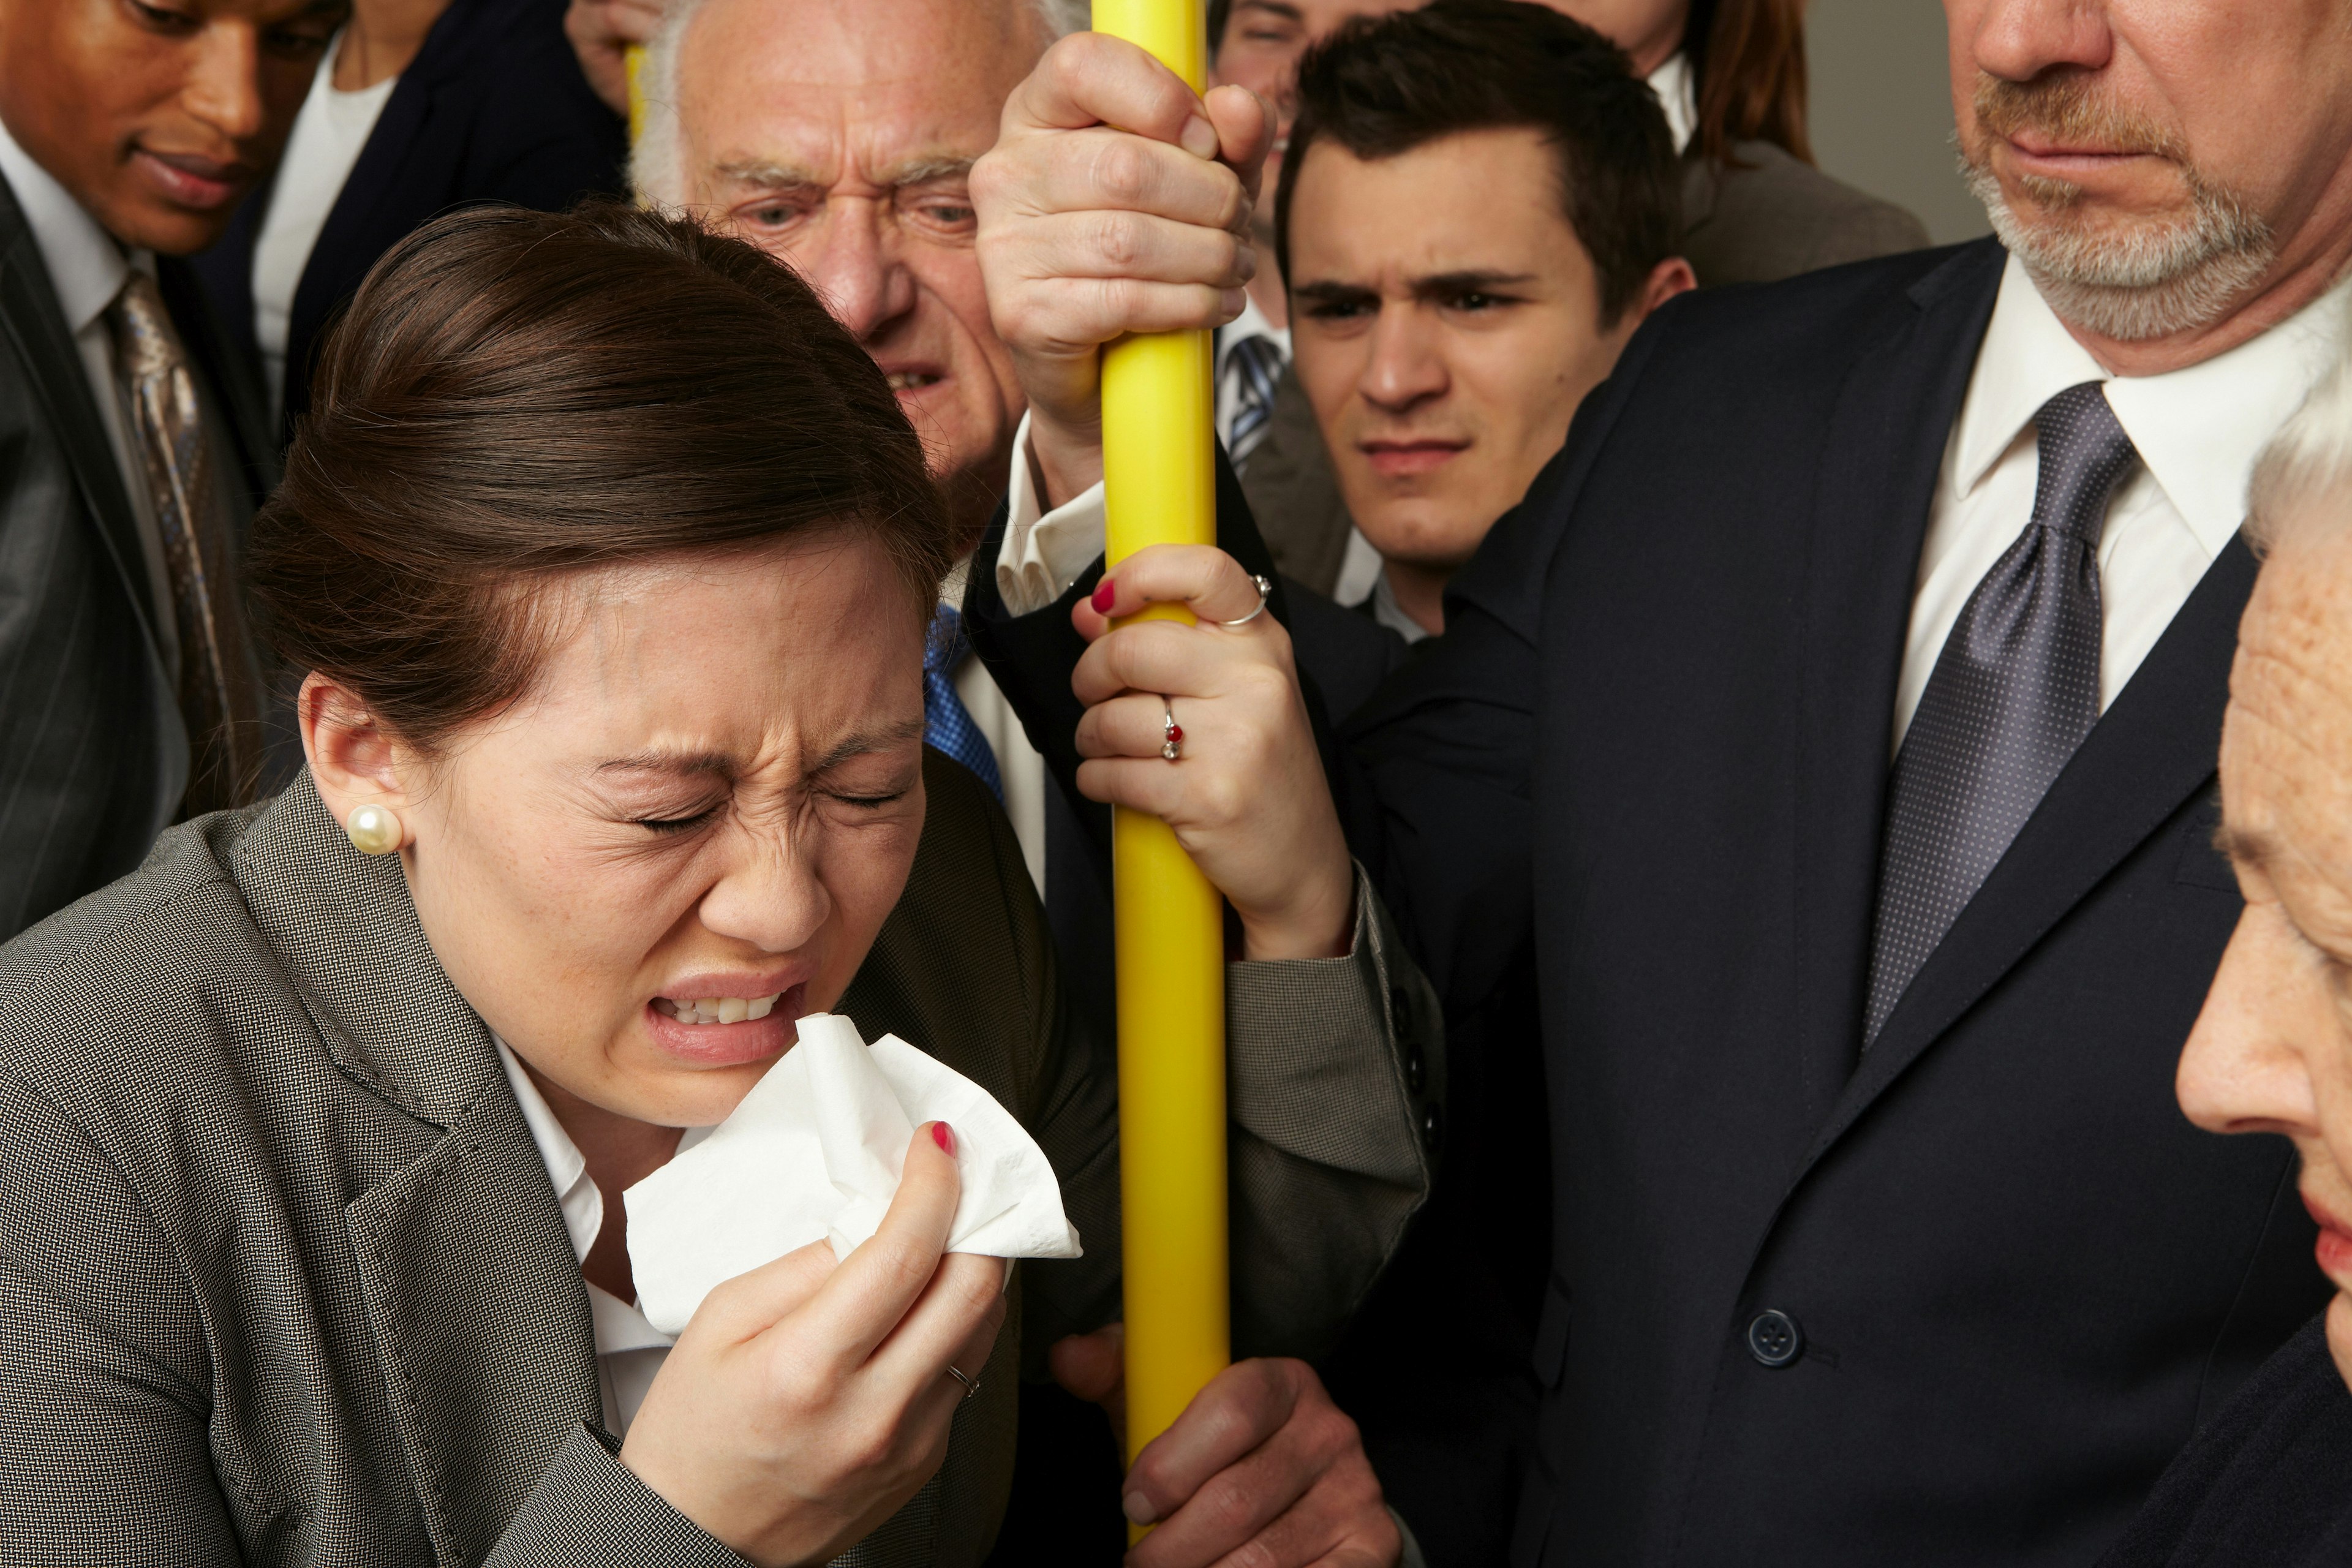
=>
[925,603,967,676]
[2029,382,2139,546]
[108,268,179,379]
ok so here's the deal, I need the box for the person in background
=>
[970,0,2352,1555]
[959,7,1684,1553]
[0,0,339,943]
[1242,0,1934,602]
[1273,3,1692,643]
[191,0,626,440]
[2107,341,2352,1568]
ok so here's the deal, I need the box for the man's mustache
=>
[1972,70,2185,164]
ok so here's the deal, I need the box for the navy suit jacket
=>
[1343,237,2325,1566]
[193,0,624,439]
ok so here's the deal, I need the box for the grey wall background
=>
[1805,0,1991,246]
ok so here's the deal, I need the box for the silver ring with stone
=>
[1218,573,1273,628]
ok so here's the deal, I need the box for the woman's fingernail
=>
[1122,1490,1158,1525]
[1091,579,1117,614]
[932,1121,956,1155]
[1180,115,1219,159]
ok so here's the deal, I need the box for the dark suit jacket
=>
[1339,237,2325,1565]
[0,175,276,943]
[1246,145,1931,598]
[192,0,625,438]
[0,755,1436,1564]
[2095,1314,2352,1568]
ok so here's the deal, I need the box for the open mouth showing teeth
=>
[654,992,784,1025]
[884,371,943,391]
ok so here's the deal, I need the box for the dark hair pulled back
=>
[248,202,952,752]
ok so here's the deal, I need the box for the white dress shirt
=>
[253,36,398,421]
[1003,51,1703,621]
[1895,252,2352,750]
[0,113,180,680]
[496,1041,701,1438]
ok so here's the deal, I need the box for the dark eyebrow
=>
[1292,280,1381,309]
[1234,0,1306,20]
[1412,270,1537,300]
[595,750,737,780]
[809,717,927,775]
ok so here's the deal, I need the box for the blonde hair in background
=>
[2247,302,2352,557]
[630,0,1090,209]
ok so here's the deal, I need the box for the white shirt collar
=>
[1646,53,1698,156]
[1951,251,2352,560]
[0,111,138,336]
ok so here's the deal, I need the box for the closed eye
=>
[635,807,721,835]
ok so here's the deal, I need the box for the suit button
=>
[1420,1102,1444,1155]
[1746,1310,1803,1368]
[1405,1046,1427,1096]
[1389,984,1412,1029]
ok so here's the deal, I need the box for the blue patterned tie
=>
[1223,333,1284,469]
[1863,382,2139,1046]
[923,604,1003,802]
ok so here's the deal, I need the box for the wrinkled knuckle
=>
[1090,210,1147,273]
[1094,138,1158,208]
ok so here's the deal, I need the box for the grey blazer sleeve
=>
[1017,865,1440,1369]
[0,1072,747,1567]
[1227,863,1439,1362]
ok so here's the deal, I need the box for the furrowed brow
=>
[883,156,977,189]
[1411,270,1537,300]
[711,160,826,194]
[595,750,737,780]
[810,718,927,775]
[1292,280,1381,308]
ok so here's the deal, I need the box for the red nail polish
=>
[1091,579,1117,614]
[932,1121,956,1155]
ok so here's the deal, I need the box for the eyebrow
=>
[710,154,975,195]
[1293,270,1539,307]
[1234,0,1306,20]
[2213,822,2273,873]
[592,718,926,783]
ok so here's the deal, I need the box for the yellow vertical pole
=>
[624,44,649,144]
[1090,0,1231,1504]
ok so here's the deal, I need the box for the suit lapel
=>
[1785,240,2005,1121]
[235,779,602,1567]
[0,175,170,666]
[1799,535,2255,1167]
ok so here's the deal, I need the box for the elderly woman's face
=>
[2179,514,2352,1390]
[391,537,927,1129]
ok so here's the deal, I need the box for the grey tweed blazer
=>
[0,752,1438,1566]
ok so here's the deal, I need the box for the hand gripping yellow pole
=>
[1090,0,1232,1501]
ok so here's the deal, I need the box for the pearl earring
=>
[345,804,402,856]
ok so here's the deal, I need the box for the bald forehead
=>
[682,0,1044,107]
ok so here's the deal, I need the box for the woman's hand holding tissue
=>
[1051,1326,1401,1568]
[619,1122,1007,1568]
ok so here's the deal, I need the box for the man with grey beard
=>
[958,0,2352,1561]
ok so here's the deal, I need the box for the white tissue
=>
[625,1013,1082,1336]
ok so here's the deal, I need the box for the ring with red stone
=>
[1161,697,1183,762]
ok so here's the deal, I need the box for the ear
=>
[1637,255,1698,320]
[301,673,418,851]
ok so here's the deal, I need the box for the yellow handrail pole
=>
[1090,0,1231,1502]
[624,43,649,146]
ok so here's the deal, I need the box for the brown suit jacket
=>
[0,753,1437,1566]
[1245,146,1932,597]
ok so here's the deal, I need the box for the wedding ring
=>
[946,1363,981,1402]
[1162,698,1183,762]
[1218,573,1273,628]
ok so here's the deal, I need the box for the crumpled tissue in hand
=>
[626,1012,1082,1336]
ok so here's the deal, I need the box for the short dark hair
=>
[1273,0,1681,325]
[249,202,952,753]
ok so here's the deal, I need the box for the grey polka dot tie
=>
[1863,382,2139,1047]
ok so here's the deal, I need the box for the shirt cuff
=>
[998,409,1109,618]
